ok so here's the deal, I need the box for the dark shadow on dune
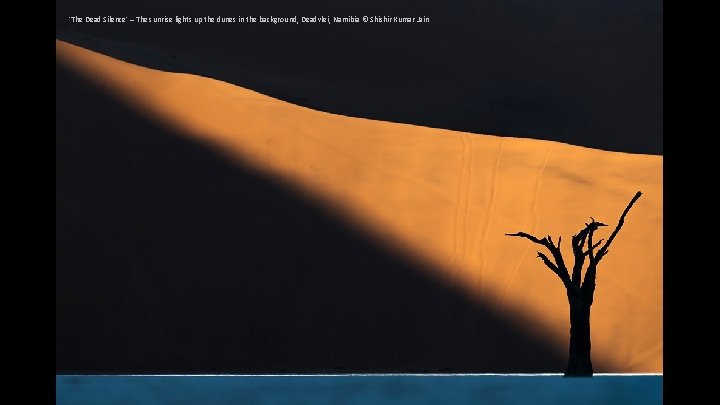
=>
[55,0,662,155]
[56,62,574,374]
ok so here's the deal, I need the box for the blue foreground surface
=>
[56,374,662,404]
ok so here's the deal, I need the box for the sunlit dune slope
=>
[56,39,662,372]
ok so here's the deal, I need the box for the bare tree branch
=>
[505,232,545,245]
[595,191,642,262]
[586,222,604,264]
[570,225,592,286]
[537,252,558,273]
[570,218,606,285]
[538,252,571,286]
[505,232,564,267]
[584,239,602,256]
[545,235,567,274]
[506,232,570,286]
[582,192,641,294]
[582,226,599,294]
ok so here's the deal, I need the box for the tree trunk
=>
[565,294,593,377]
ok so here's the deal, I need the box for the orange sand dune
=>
[56,40,662,372]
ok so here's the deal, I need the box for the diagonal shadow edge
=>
[56,61,617,373]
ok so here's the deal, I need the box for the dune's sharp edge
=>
[54,0,663,157]
[56,39,662,372]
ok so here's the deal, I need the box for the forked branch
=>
[594,191,642,263]
[582,191,642,292]
[506,231,570,286]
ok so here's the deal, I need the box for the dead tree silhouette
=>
[506,191,642,377]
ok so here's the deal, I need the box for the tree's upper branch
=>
[585,239,602,256]
[595,191,642,262]
[570,226,592,286]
